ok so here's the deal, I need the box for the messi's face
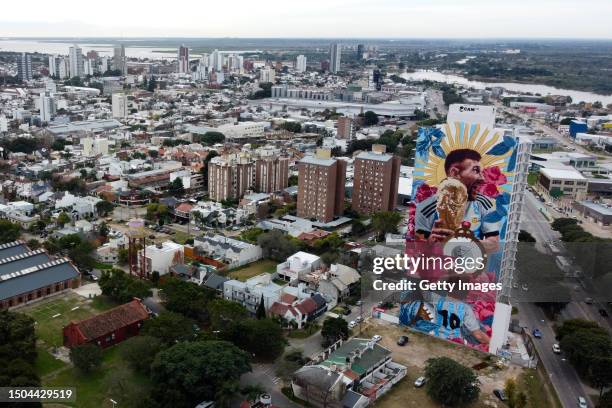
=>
[448,159,484,200]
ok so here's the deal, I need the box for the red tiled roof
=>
[268,302,299,318]
[295,297,317,315]
[280,293,297,304]
[175,203,193,213]
[71,300,149,341]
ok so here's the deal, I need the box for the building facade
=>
[17,53,33,82]
[112,93,128,119]
[297,149,346,223]
[351,145,400,214]
[177,45,190,73]
[329,43,341,73]
[69,45,83,78]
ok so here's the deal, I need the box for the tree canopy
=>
[321,317,349,347]
[99,268,152,303]
[70,344,102,373]
[0,220,21,244]
[425,357,480,406]
[141,311,198,346]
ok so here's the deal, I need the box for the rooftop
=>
[578,201,612,216]
[540,167,587,180]
[320,338,391,376]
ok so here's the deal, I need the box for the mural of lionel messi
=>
[401,122,519,352]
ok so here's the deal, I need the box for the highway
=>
[518,191,604,407]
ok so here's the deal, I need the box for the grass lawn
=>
[287,324,320,339]
[228,259,278,282]
[44,343,152,408]
[527,172,539,186]
[93,261,113,270]
[518,369,562,408]
[35,346,67,377]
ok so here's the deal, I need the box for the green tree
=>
[224,319,286,360]
[208,299,249,331]
[321,317,349,347]
[96,200,115,216]
[351,219,367,236]
[371,211,402,239]
[26,238,41,250]
[98,222,109,238]
[560,329,611,378]
[556,319,606,341]
[518,230,536,242]
[257,230,297,261]
[168,177,185,197]
[195,131,225,145]
[141,311,198,346]
[425,357,479,406]
[151,341,251,407]
[57,211,71,227]
[288,174,298,186]
[592,357,612,399]
[0,220,22,244]
[256,295,266,319]
[159,276,213,322]
[98,268,152,303]
[362,110,379,126]
[119,335,163,375]
[70,344,102,373]
[147,76,157,92]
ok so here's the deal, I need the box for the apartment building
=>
[336,116,354,139]
[297,149,347,223]
[208,154,255,201]
[255,156,289,193]
[351,145,400,214]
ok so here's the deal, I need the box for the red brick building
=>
[63,299,149,348]
[351,145,400,215]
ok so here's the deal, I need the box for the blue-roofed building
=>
[0,241,81,310]
[569,120,588,139]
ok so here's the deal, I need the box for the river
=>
[401,70,612,105]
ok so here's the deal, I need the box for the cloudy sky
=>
[1,0,611,38]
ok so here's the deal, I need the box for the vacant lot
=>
[358,320,539,408]
[228,259,278,281]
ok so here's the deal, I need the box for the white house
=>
[139,241,184,276]
[54,192,101,219]
[276,251,321,282]
[223,273,282,314]
[193,234,262,268]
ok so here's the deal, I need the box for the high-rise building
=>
[336,116,354,139]
[351,145,400,215]
[83,59,96,76]
[209,49,222,72]
[113,44,127,75]
[177,45,190,73]
[68,45,84,78]
[112,93,128,119]
[17,53,33,82]
[208,154,255,202]
[86,50,99,59]
[329,43,341,73]
[48,55,60,78]
[296,55,307,73]
[259,67,275,83]
[297,149,346,223]
[39,91,56,123]
[98,57,110,74]
[371,69,383,91]
[320,60,330,71]
[58,58,70,79]
[255,156,289,193]
[357,44,365,59]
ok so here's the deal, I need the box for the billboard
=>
[400,119,519,353]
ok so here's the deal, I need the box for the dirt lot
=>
[357,319,527,408]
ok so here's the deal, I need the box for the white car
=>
[552,344,561,354]
[414,376,427,388]
[372,335,382,342]
[348,321,357,329]
[578,396,588,408]
[355,316,363,323]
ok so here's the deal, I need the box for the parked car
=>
[414,377,427,388]
[372,335,382,342]
[493,389,507,401]
[532,328,542,338]
[552,344,561,354]
[397,335,408,346]
[355,316,363,323]
[599,309,609,317]
[343,308,352,316]
[585,298,594,305]
[578,396,588,408]
[348,321,357,329]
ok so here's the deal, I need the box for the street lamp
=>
[110,399,117,408]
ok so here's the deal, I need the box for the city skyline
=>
[1,0,611,39]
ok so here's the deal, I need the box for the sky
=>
[1,0,611,39]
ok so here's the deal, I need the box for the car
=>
[552,343,561,354]
[397,335,409,346]
[355,316,363,323]
[493,389,507,401]
[532,328,542,338]
[414,377,427,388]
[585,298,594,305]
[91,275,99,281]
[578,396,588,408]
[521,283,529,291]
[149,234,156,239]
[343,308,352,316]
[372,335,382,342]
[599,309,609,317]
[348,321,357,329]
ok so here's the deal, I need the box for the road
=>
[518,190,604,407]
[237,363,298,408]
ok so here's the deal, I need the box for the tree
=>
[0,220,22,244]
[288,175,298,186]
[256,295,266,319]
[0,311,40,389]
[601,389,612,408]
[99,268,152,303]
[119,335,163,375]
[560,329,611,378]
[257,230,297,261]
[98,222,109,238]
[195,131,225,145]
[148,76,157,92]
[141,311,198,346]
[168,177,185,197]
[552,217,578,231]
[159,276,213,322]
[321,317,349,347]
[26,238,41,250]
[70,344,102,373]
[208,299,249,331]
[362,110,379,126]
[592,357,612,399]
[371,211,402,239]
[556,319,606,341]
[425,357,479,406]
[151,341,251,407]
[518,230,536,242]
[57,211,71,227]
[148,149,159,159]
[224,319,286,360]
[351,219,367,236]
[96,200,115,216]
[281,122,302,133]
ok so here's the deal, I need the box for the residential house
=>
[138,241,184,276]
[276,251,321,282]
[193,234,262,268]
[268,292,327,328]
[223,273,283,314]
